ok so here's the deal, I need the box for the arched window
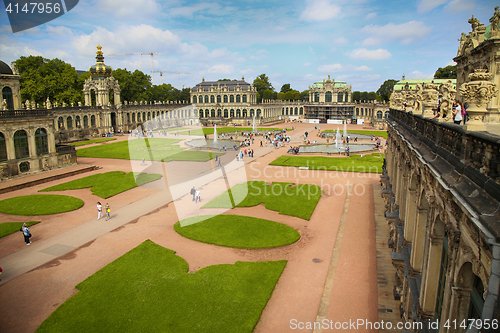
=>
[217,109,221,117]
[250,109,254,117]
[345,92,349,102]
[299,107,303,115]
[58,117,64,130]
[282,108,284,115]
[132,113,136,122]
[75,116,81,128]
[0,132,7,161]
[147,112,151,120]
[224,109,228,118]
[314,92,319,102]
[211,109,216,117]
[204,95,209,103]
[257,109,261,117]
[91,115,96,127]
[337,92,343,103]
[236,109,241,117]
[14,130,29,158]
[356,108,359,116]
[205,110,210,118]
[210,95,215,103]
[325,92,332,103]
[236,95,241,103]
[35,128,48,155]
[377,111,383,119]
[242,95,247,103]
[67,116,73,129]
[286,107,289,115]
[242,109,247,117]
[2,87,14,110]
[217,95,221,103]
[230,95,234,103]
[193,95,197,103]
[223,95,228,103]
[143,112,146,121]
[83,115,89,127]
[230,109,234,117]
[127,113,131,123]
[295,107,298,115]
[385,111,389,119]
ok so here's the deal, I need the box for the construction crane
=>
[107,52,161,84]
[153,70,193,85]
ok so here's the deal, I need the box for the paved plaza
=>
[0,123,400,332]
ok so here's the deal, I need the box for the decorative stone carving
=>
[1,99,6,110]
[459,69,498,131]
[439,80,456,121]
[421,83,439,118]
[31,101,36,109]
[10,61,19,75]
[78,101,82,107]
[54,101,58,108]
[25,100,30,110]
[489,6,499,35]
[46,97,52,109]
[62,102,66,108]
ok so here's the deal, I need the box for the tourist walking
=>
[453,101,463,125]
[195,189,201,203]
[97,202,104,220]
[105,203,111,220]
[21,222,32,245]
[190,186,196,201]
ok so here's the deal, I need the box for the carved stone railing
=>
[0,109,53,118]
[389,108,500,183]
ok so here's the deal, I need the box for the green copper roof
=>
[394,79,456,91]
[311,80,349,89]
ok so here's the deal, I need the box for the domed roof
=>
[89,45,112,79]
[0,61,13,75]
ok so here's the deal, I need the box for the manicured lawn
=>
[179,127,283,136]
[270,153,384,173]
[40,171,162,199]
[76,138,222,161]
[36,240,286,333]
[0,221,39,238]
[322,129,388,139]
[70,138,117,147]
[202,181,322,220]
[175,215,300,248]
[0,195,84,215]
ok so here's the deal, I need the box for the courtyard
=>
[0,122,399,332]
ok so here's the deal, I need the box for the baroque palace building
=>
[0,46,199,179]
[384,7,500,333]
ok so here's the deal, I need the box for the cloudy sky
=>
[0,0,496,92]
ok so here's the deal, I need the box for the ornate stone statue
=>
[31,100,36,109]
[62,101,66,107]
[459,69,498,131]
[490,6,500,31]
[10,61,19,75]
[439,80,456,121]
[78,101,82,107]
[54,101,58,108]
[70,102,74,107]
[25,100,30,110]
[1,99,7,110]
[46,97,52,109]
[413,84,423,114]
[421,83,439,117]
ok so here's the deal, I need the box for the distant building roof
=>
[192,79,251,92]
[311,79,349,89]
[394,78,456,91]
[0,60,13,75]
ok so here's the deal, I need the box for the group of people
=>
[431,100,469,125]
[236,149,254,160]
[288,146,300,154]
[190,186,201,203]
[97,202,111,220]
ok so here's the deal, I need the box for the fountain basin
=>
[298,144,376,154]
[186,138,239,150]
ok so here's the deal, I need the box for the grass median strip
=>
[0,195,84,216]
[269,153,384,173]
[36,240,286,333]
[202,181,321,220]
[40,171,162,199]
[175,215,300,248]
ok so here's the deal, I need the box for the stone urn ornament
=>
[421,83,439,118]
[459,69,498,131]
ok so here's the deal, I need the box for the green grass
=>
[0,195,84,215]
[175,215,300,248]
[0,221,39,238]
[70,138,117,147]
[164,127,188,132]
[40,171,162,199]
[202,181,321,220]
[36,240,286,333]
[76,138,222,161]
[322,129,388,139]
[269,153,384,173]
[179,127,283,136]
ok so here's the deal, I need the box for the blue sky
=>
[0,0,497,92]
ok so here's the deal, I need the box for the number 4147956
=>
[5,2,61,14]
[443,319,498,330]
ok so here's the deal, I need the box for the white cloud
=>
[304,62,312,67]
[208,64,234,74]
[347,48,391,60]
[362,37,381,47]
[417,0,449,13]
[301,0,341,21]
[0,35,43,63]
[445,0,475,12]
[355,65,372,71]
[46,26,74,37]
[366,12,377,19]
[334,37,349,45]
[318,64,344,72]
[361,21,433,45]
[99,0,161,18]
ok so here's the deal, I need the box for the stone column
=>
[28,130,37,158]
[421,83,439,118]
[410,207,428,273]
[5,134,16,160]
[459,69,498,131]
[404,189,417,242]
[446,287,472,333]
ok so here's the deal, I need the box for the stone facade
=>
[308,74,351,103]
[0,61,22,111]
[382,109,500,333]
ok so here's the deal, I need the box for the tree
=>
[111,68,152,102]
[376,79,398,102]
[280,83,292,93]
[262,89,274,101]
[16,56,83,105]
[300,90,309,101]
[277,92,285,100]
[352,91,361,102]
[253,74,274,103]
[434,65,457,79]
